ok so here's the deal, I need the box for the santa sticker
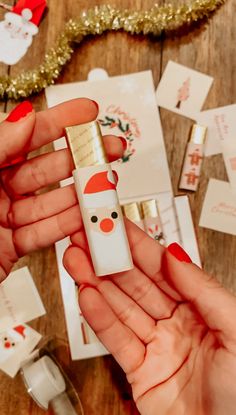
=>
[0,0,47,65]
[0,323,41,377]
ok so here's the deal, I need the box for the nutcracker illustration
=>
[176,77,190,109]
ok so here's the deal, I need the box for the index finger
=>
[29,98,98,151]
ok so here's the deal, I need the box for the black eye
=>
[4,337,7,341]
[12,343,15,347]
[91,216,98,223]
[111,211,118,219]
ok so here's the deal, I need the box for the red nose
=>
[100,218,114,233]
[4,342,11,349]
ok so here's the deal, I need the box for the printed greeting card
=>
[156,61,213,119]
[0,267,46,332]
[46,70,172,203]
[196,104,236,156]
[199,179,236,235]
[0,323,41,377]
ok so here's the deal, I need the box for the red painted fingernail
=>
[167,243,192,263]
[91,100,99,112]
[79,283,95,294]
[6,101,33,123]
[118,136,127,151]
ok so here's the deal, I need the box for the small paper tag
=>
[196,104,236,156]
[199,179,236,235]
[156,61,213,119]
[0,323,41,377]
[0,267,46,332]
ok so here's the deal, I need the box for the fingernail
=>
[79,283,95,294]
[118,136,127,151]
[6,101,33,123]
[91,100,99,112]
[167,243,192,263]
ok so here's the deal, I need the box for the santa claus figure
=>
[0,325,26,362]
[0,0,46,65]
[81,168,132,275]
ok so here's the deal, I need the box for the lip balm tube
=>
[179,124,207,192]
[123,202,145,230]
[141,199,165,245]
[65,121,133,277]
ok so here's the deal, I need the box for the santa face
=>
[86,205,120,235]
[0,327,25,363]
[0,12,38,65]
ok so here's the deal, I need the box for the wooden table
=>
[0,0,236,413]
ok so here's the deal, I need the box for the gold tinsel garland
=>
[0,1,226,100]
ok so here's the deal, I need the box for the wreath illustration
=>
[99,115,136,163]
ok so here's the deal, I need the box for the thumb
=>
[0,102,35,167]
[165,243,236,350]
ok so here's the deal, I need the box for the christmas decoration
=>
[0,0,46,65]
[99,115,136,162]
[0,0,226,99]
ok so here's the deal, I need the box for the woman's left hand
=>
[0,99,124,282]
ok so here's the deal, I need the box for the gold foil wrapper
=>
[65,121,108,168]
[123,202,142,222]
[141,199,158,219]
[190,124,207,145]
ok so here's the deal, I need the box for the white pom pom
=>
[21,8,32,21]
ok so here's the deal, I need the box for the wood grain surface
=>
[0,0,236,414]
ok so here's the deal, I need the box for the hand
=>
[64,221,236,415]
[0,99,124,282]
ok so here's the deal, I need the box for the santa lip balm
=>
[179,124,207,192]
[65,121,133,277]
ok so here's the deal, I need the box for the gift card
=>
[0,323,41,377]
[196,104,236,156]
[55,238,108,360]
[46,70,172,203]
[174,195,201,267]
[199,179,236,235]
[156,61,213,119]
[0,267,46,332]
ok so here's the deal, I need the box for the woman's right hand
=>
[64,221,236,415]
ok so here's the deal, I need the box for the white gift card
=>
[0,267,46,332]
[174,195,201,267]
[46,70,172,203]
[199,179,236,235]
[196,104,236,156]
[55,238,108,360]
[156,61,213,119]
[0,323,41,377]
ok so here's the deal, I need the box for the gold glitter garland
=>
[0,1,226,100]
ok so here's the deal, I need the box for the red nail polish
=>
[119,136,127,151]
[79,283,95,294]
[91,100,99,112]
[6,101,33,123]
[167,243,192,263]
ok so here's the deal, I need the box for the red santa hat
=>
[12,0,47,26]
[14,325,26,338]
[83,170,119,209]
